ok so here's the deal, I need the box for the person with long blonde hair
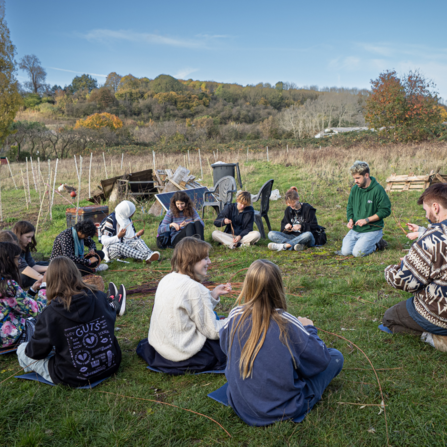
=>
[137,237,231,374]
[220,260,344,426]
[17,257,124,386]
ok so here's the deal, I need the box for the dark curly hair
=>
[74,220,97,238]
[12,221,37,252]
[170,191,194,218]
[0,242,22,296]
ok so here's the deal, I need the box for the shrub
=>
[74,112,123,131]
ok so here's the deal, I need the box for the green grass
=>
[1,159,446,447]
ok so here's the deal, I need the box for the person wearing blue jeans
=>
[268,230,315,250]
[268,186,326,252]
[337,161,391,258]
[341,228,383,257]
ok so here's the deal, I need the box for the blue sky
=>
[7,0,447,99]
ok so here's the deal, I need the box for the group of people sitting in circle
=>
[1,159,447,426]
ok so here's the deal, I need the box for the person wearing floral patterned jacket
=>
[0,242,46,349]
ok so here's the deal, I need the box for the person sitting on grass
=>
[0,242,46,349]
[100,200,160,263]
[220,259,344,426]
[17,256,125,386]
[267,186,326,252]
[137,237,232,375]
[156,191,204,249]
[50,220,108,276]
[212,191,261,249]
[12,221,48,289]
[336,161,391,257]
[381,184,447,352]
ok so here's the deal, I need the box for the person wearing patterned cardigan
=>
[382,184,447,352]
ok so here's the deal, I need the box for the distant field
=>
[1,144,447,446]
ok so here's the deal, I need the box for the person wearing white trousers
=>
[100,201,160,263]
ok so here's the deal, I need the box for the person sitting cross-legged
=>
[100,200,160,263]
[268,186,326,252]
[156,191,204,249]
[220,259,344,426]
[212,191,261,249]
[337,160,391,257]
[382,184,447,352]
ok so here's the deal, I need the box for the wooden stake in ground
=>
[287,144,289,153]
[103,152,108,178]
[6,158,17,189]
[50,159,59,219]
[74,155,79,180]
[198,149,203,179]
[89,152,92,198]
[266,146,269,162]
[35,180,48,235]
[25,158,31,204]
[153,150,156,171]
[187,150,190,168]
[76,156,83,223]
[21,169,28,209]
[121,153,124,171]
[30,157,38,194]
[246,147,249,162]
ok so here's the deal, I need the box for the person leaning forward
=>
[337,160,391,257]
[212,191,261,249]
[382,184,447,352]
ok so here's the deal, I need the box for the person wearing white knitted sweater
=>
[137,237,231,374]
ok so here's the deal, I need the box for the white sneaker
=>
[268,243,286,251]
[294,244,305,252]
[146,251,160,264]
[96,264,109,272]
[421,332,435,348]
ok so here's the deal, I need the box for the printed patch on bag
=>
[65,316,116,379]
[368,200,373,203]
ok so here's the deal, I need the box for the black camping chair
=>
[202,176,237,218]
[252,179,274,239]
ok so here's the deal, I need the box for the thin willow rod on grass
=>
[97,391,232,438]
[316,327,390,446]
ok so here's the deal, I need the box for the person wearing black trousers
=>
[157,191,205,249]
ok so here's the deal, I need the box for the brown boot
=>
[433,335,447,352]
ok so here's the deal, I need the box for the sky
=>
[6,0,447,99]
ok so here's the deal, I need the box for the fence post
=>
[103,152,108,178]
[198,149,203,179]
[266,146,269,162]
[76,156,82,223]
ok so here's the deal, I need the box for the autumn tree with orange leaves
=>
[75,112,123,131]
[365,70,443,142]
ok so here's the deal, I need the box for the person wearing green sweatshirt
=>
[339,161,391,257]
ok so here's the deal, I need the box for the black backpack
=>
[313,225,327,246]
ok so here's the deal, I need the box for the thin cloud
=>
[48,67,107,78]
[174,68,199,79]
[328,56,361,71]
[82,29,206,49]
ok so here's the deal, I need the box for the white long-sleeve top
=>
[148,272,227,362]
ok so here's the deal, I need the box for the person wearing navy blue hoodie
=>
[220,259,344,426]
[212,191,261,249]
[16,256,125,387]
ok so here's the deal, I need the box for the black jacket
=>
[50,229,97,267]
[214,204,255,239]
[280,203,326,245]
[25,288,121,387]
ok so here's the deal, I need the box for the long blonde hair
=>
[46,257,97,310]
[229,260,296,379]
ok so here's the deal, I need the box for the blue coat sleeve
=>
[291,325,331,378]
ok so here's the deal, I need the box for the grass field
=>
[1,144,447,446]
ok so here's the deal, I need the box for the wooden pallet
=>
[386,170,447,192]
